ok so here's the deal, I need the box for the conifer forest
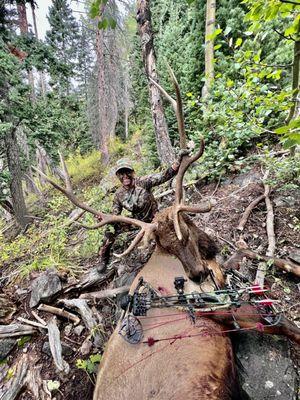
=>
[0,1,300,399]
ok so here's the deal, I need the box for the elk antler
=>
[32,154,158,258]
[150,66,212,240]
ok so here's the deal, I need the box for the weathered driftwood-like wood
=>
[31,310,47,326]
[263,181,275,258]
[1,355,28,400]
[79,285,130,300]
[64,268,115,293]
[0,324,36,338]
[26,363,50,400]
[1,354,50,400]
[47,317,69,374]
[17,317,47,330]
[38,303,80,325]
[59,299,103,347]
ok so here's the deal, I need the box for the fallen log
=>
[1,355,28,400]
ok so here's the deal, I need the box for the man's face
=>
[117,168,135,188]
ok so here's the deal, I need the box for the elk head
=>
[33,67,216,282]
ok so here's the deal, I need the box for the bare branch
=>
[38,304,80,325]
[237,194,265,231]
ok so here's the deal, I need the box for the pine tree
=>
[76,20,95,98]
[46,0,79,93]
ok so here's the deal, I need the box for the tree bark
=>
[5,126,30,228]
[96,25,110,164]
[286,39,300,123]
[30,2,46,97]
[202,0,216,99]
[136,0,175,165]
[17,2,36,102]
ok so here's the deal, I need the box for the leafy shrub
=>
[66,150,102,185]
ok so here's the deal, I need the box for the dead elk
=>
[34,69,300,400]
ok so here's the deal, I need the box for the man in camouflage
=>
[98,157,182,270]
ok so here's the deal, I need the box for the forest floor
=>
[0,166,299,400]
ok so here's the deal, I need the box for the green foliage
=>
[263,151,300,189]
[89,0,117,30]
[76,353,102,378]
[46,0,80,91]
[17,336,31,348]
[66,150,102,185]
[275,118,300,147]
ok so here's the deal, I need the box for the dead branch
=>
[0,323,36,338]
[224,248,300,277]
[47,317,70,374]
[17,317,47,330]
[79,285,130,300]
[38,304,80,325]
[263,177,275,257]
[31,310,47,326]
[237,194,265,231]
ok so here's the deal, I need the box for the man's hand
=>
[96,213,103,222]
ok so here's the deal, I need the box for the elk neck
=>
[153,207,223,286]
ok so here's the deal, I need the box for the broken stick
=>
[38,304,80,325]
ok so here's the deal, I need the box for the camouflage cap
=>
[115,158,134,174]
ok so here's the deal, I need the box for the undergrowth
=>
[0,132,149,283]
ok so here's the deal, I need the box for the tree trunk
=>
[17,2,36,102]
[136,0,175,165]
[286,39,300,123]
[95,26,110,165]
[31,2,46,97]
[202,0,216,99]
[5,126,30,228]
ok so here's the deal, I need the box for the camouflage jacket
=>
[111,166,177,223]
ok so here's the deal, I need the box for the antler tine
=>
[166,64,186,149]
[149,77,176,110]
[32,166,101,217]
[113,230,145,258]
[173,137,206,241]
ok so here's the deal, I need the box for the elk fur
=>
[93,247,244,400]
[153,207,220,282]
